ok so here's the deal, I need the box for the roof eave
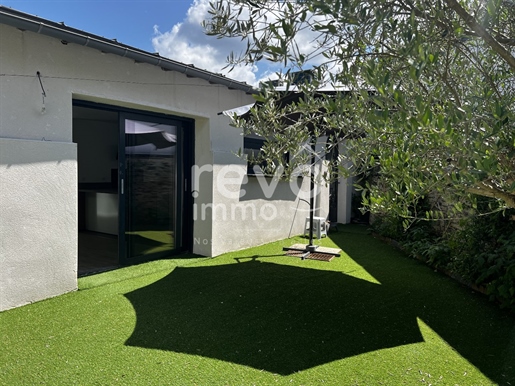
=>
[0,6,257,95]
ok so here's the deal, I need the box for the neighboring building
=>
[0,7,351,312]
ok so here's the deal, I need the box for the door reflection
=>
[125,119,177,258]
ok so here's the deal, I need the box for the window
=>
[243,136,266,175]
[243,135,290,176]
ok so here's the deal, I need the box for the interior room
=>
[73,105,120,276]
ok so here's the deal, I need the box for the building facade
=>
[0,7,353,311]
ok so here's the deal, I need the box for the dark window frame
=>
[243,136,290,177]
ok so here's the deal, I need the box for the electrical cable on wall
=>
[37,71,46,113]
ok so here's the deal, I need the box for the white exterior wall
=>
[0,138,77,311]
[337,142,354,224]
[209,152,313,256]
[206,120,329,255]
[0,23,334,310]
[337,175,354,224]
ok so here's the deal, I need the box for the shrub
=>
[371,205,515,312]
[448,210,515,310]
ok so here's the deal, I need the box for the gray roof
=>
[0,6,256,94]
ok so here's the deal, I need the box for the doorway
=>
[73,102,194,276]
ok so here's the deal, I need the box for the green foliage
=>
[205,0,515,216]
[404,228,452,269]
[369,211,407,241]
[447,208,515,310]
[205,0,515,310]
[372,202,515,311]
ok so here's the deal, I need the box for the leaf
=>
[486,0,499,16]
[421,108,432,125]
[281,20,293,37]
[372,97,384,109]
[415,95,423,112]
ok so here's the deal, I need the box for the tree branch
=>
[443,0,515,71]
[467,182,515,209]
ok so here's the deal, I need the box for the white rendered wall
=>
[0,138,77,311]
[337,143,354,224]
[337,175,354,224]
[208,151,314,256]
[206,120,329,256]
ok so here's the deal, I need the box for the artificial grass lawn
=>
[1,225,514,385]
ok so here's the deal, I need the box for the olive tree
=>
[204,0,515,222]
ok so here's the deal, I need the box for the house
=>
[0,7,352,312]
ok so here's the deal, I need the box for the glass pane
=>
[124,119,177,258]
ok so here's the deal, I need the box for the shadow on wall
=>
[239,175,304,202]
[124,226,515,381]
[0,138,76,167]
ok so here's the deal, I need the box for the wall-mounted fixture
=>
[37,71,46,114]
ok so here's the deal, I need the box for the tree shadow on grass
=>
[125,260,423,374]
[329,226,515,384]
[124,226,515,381]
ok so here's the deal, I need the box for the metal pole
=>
[307,140,316,251]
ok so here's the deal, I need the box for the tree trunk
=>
[467,183,515,209]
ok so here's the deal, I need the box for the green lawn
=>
[1,225,514,385]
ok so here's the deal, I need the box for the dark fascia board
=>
[0,6,257,94]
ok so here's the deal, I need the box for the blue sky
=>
[1,0,190,52]
[1,1,325,85]
[1,0,273,84]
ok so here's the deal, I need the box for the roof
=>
[0,6,256,94]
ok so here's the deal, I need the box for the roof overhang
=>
[0,6,257,95]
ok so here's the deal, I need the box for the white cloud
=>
[152,0,260,85]
[152,0,334,87]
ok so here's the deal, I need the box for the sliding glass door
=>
[119,113,191,264]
